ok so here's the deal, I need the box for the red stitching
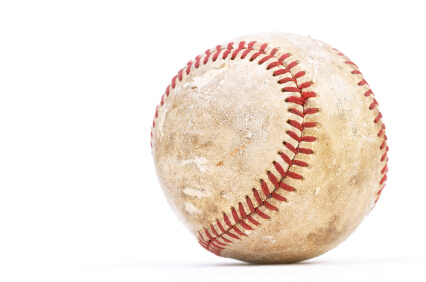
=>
[238,203,247,218]
[289,108,305,117]
[210,224,219,237]
[194,55,201,68]
[255,207,270,219]
[247,215,260,226]
[212,45,222,62]
[264,201,278,210]
[268,171,280,188]
[273,161,286,177]
[222,43,233,59]
[253,188,263,205]
[245,196,255,213]
[280,182,296,191]
[231,208,240,223]
[273,61,297,76]
[278,77,296,84]
[226,231,239,240]
[364,89,373,97]
[233,225,246,237]
[283,87,301,93]
[302,122,317,128]
[203,50,212,64]
[223,213,233,228]
[288,120,303,131]
[239,219,253,231]
[298,147,313,154]
[280,152,293,165]
[294,71,305,79]
[284,142,298,154]
[151,41,319,256]
[204,228,213,240]
[293,159,308,167]
[178,69,183,81]
[260,179,271,197]
[271,191,287,201]
[186,61,193,75]
[287,171,303,179]
[171,75,177,88]
[287,130,300,142]
[334,48,389,209]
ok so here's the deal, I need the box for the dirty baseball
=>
[151,33,388,264]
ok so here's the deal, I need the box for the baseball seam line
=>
[333,48,389,208]
[151,41,318,256]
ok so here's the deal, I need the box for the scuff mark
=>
[314,187,321,196]
[183,63,228,89]
[181,157,208,172]
[263,236,277,243]
[184,202,202,215]
[183,186,211,199]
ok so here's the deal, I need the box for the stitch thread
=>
[333,49,389,208]
[151,41,318,256]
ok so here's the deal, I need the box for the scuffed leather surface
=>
[152,33,385,263]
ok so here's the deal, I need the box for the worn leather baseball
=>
[151,33,388,264]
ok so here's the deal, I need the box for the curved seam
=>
[332,48,389,209]
[151,41,318,256]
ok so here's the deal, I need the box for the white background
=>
[1,0,425,281]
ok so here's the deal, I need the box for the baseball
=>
[151,33,388,264]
